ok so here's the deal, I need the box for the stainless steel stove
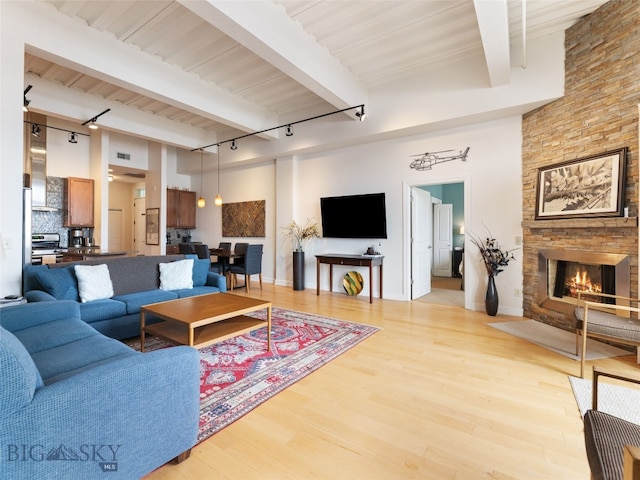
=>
[31,233,66,265]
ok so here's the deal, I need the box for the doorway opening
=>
[410,181,465,307]
[108,164,147,254]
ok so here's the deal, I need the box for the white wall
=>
[202,116,523,314]
[274,116,523,314]
[109,132,149,170]
[193,160,277,284]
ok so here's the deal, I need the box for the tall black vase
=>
[293,251,305,290]
[485,275,499,316]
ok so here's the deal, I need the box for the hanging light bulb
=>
[215,146,223,206]
[197,149,205,208]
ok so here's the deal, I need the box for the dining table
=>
[209,248,242,275]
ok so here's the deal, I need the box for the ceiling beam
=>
[474,0,511,87]
[21,1,277,139]
[179,0,368,115]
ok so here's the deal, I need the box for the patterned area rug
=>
[127,307,380,443]
[569,376,640,425]
[489,319,632,360]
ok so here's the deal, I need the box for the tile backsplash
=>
[32,177,68,246]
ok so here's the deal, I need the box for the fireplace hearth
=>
[538,249,630,314]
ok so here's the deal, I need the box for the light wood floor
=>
[145,283,639,480]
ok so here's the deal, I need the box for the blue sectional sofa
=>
[23,254,226,339]
[0,300,200,479]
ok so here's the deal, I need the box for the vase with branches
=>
[281,219,320,291]
[469,232,517,278]
[469,229,517,316]
[281,219,320,252]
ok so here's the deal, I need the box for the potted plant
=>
[282,219,320,290]
[469,230,517,316]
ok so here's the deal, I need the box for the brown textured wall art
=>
[222,200,266,237]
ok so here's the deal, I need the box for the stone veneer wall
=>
[522,0,639,330]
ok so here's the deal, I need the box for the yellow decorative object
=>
[343,271,364,296]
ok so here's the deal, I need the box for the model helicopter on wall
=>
[409,147,470,171]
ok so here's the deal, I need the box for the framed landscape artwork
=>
[535,148,627,220]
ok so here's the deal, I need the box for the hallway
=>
[415,275,464,307]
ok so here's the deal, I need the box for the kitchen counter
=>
[62,249,133,262]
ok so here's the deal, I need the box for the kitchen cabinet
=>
[64,177,94,227]
[167,188,196,229]
[166,244,180,255]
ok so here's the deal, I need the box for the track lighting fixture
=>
[192,104,365,153]
[23,85,32,113]
[197,149,206,208]
[24,121,89,143]
[82,108,111,130]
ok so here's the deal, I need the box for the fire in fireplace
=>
[552,261,615,301]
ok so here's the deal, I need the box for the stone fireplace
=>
[520,1,640,332]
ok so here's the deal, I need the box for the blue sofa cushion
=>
[185,254,210,287]
[0,326,44,415]
[112,290,178,314]
[78,298,127,323]
[10,318,96,354]
[34,265,79,301]
[30,334,134,383]
[174,286,220,298]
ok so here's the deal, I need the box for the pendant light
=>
[214,146,223,206]
[197,149,206,208]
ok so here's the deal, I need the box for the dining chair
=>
[178,243,195,255]
[231,243,249,268]
[211,242,233,274]
[229,244,263,292]
[194,244,210,260]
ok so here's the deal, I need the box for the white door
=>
[108,209,124,251]
[411,188,432,299]
[433,203,453,277]
[133,197,146,255]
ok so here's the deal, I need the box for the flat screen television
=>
[320,193,387,239]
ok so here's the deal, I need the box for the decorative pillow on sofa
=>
[185,254,209,287]
[74,264,114,303]
[35,266,79,301]
[159,259,194,291]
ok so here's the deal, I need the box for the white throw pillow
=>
[159,259,194,291]
[74,264,114,303]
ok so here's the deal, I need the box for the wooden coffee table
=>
[140,293,271,352]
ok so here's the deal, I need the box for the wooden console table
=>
[316,254,384,303]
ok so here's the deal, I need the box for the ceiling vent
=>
[124,172,145,179]
[116,152,131,161]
